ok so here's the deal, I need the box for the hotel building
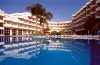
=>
[0,10,43,42]
[72,0,100,35]
[45,21,72,35]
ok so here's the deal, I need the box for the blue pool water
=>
[0,37,100,65]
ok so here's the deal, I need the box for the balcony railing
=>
[90,4,96,8]
[0,27,4,29]
[96,7,100,11]
[75,28,85,31]
[3,18,11,21]
[0,20,4,23]
[96,15,100,18]
[12,19,18,23]
[4,24,12,27]
[0,13,4,17]
[18,21,24,24]
[96,0,100,4]
[18,26,24,29]
[90,11,96,14]
[32,20,36,22]
[12,25,18,28]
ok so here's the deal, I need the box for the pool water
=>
[0,38,100,65]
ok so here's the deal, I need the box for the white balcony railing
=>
[0,20,4,23]
[18,21,24,24]
[75,28,85,31]
[96,15,100,18]
[32,24,36,26]
[86,8,91,11]
[0,13,4,17]
[0,27,4,29]
[32,20,36,22]
[86,14,91,17]
[4,24,12,27]
[3,18,11,21]
[96,0,100,4]
[90,11,96,14]
[37,22,40,24]
[96,7,100,11]
[32,16,36,18]
[12,19,18,23]
[18,26,24,29]
[12,25,18,28]
[90,4,96,8]
[32,28,36,30]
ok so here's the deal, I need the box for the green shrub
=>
[34,31,45,36]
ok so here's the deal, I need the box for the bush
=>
[34,31,44,36]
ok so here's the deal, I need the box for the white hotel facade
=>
[0,11,41,37]
[45,21,72,35]
[0,10,43,42]
[0,9,72,42]
[72,0,100,35]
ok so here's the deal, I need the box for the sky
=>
[0,0,89,22]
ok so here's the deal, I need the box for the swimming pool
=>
[0,37,100,65]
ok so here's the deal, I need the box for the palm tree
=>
[26,3,53,34]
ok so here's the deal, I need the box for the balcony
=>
[37,22,40,24]
[37,29,40,31]
[96,15,100,18]
[24,17,29,21]
[4,24,12,27]
[90,11,96,15]
[86,14,91,17]
[18,21,24,24]
[3,18,11,21]
[32,28,36,30]
[90,4,96,8]
[24,27,29,30]
[96,0,100,4]
[32,24,36,26]
[0,27,4,29]
[32,16,36,18]
[12,19,18,23]
[0,13,4,17]
[37,25,40,27]
[11,25,18,28]
[86,8,91,11]
[32,20,36,22]
[18,26,24,29]
[96,7,100,11]
[0,20,4,23]
[75,28,85,31]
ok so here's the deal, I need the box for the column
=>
[10,28,12,42]
[16,29,18,42]
[22,29,23,41]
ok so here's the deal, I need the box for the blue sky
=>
[0,0,89,22]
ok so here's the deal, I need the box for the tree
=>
[26,3,53,34]
[44,27,50,32]
[51,31,57,35]
[59,30,65,35]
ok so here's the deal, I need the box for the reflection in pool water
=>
[0,37,100,65]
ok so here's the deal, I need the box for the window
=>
[12,29,16,35]
[4,28,10,35]
[18,30,22,35]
